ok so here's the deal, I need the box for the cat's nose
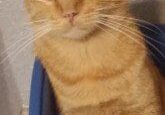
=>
[63,11,78,24]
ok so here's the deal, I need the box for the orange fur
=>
[25,0,163,114]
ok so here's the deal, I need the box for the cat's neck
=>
[34,22,146,85]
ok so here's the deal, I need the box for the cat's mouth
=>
[53,18,97,40]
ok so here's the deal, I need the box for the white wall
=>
[0,0,164,115]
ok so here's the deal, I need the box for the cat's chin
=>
[62,26,90,40]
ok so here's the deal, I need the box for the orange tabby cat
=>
[25,0,163,114]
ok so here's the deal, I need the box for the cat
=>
[25,0,163,114]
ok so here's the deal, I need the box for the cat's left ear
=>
[36,0,53,5]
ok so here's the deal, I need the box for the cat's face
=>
[25,0,128,39]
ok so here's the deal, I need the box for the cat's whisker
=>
[101,18,165,46]
[101,19,165,60]
[96,20,163,61]
[96,20,145,48]
[10,29,51,62]
[99,14,165,35]
[0,19,60,56]
[99,15,165,59]
[97,22,147,61]
[95,24,152,82]
[0,24,51,56]
[95,5,123,12]
[23,19,49,25]
[80,12,99,19]
[0,26,52,65]
[97,20,152,62]
[95,24,121,42]
[146,49,163,64]
[99,14,160,36]
[98,0,126,5]
[95,7,116,11]
[21,19,59,27]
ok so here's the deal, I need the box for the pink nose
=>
[63,12,78,24]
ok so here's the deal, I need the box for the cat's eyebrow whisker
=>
[99,14,165,35]
[0,26,52,65]
[101,19,165,60]
[0,24,51,56]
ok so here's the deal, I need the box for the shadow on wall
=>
[130,0,160,23]
[0,29,22,115]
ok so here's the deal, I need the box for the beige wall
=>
[0,0,164,115]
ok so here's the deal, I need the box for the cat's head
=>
[25,0,128,39]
